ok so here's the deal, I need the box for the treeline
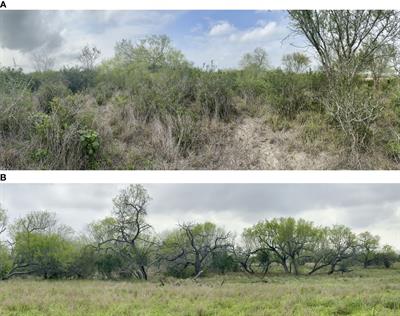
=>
[0,185,398,281]
[2,11,400,170]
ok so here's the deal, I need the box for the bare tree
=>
[32,52,55,72]
[0,206,7,236]
[10,211,57,237]
[90,184,154,280]
[367,44,396,88]
[79,45,101,70]
[288,10,400,162]
[288,10,400,79]
[161,222,232,276]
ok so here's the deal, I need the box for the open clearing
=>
[1,268,400,316]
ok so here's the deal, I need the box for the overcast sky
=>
[0,10,310,71]
[0,184,399,248]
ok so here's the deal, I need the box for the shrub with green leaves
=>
[31,112,51,138]
[37,81,70,113]
[79,129,100,166]
[196,68,235,121]
[61,67,96,93]
[266,70,321,119]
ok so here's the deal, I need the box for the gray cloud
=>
[1,184,400,248]
[0,11,63,52]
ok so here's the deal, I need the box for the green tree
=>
[326,225,357,274]
[357,231,380,268]
[115,35,187,70]
[4,211,74,279]
[239,47,269,71]
[12,232,74,279]
[288,10,400,79]
[376,244,398,268]
[289,10,400,159]
[89,185,155,280]
[160,222,232,277]
[247,217,321,275]
[282,52,310,73]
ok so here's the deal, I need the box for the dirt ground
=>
[224,117,338,170]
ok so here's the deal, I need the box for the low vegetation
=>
[2,10,400,169]
[1,268,400,315]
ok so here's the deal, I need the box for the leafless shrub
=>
[32,52,55,72]
[324,79,382,166]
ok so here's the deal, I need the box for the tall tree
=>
[32,52,55,72]
[247,217,321,275]
[288,10,400,79]
[0,206,6,236]
[160,222,232,277]
[282,52,311,73]
[239,47,269,71]
[79,45,101,70]
[115,35,187,70]
[4,211,74,279]
[89,184,154,280]
[357,231,380,268]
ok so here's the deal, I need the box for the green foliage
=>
[60,67,96,93]
[31,148,49,162]
[0,244,12,279]
[375,245,398,268]
[239,47,269,71]
[196,67,235,121]
[2,269,400,315]
[266,70,323,119]
[13,232,75,279]
[386,138,400,162]
[93,81,114,106]
[31,112,51,137]
[79,129,100,160]
[115,35,188,70]
[37,81,70,113]
[236,69,268,111]
[2,33,400,170]
[282,52,311,73]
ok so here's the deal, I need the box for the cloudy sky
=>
[0,10,309,71]
[0,184,399,248]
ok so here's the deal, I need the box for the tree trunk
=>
[140,265,148,281]
[194,253,201,275]
[292,260,299,275]
[282,260,290,273]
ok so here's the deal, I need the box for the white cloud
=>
[2,184,400,250]
[209,21,236,36]
[229,21,278,43]
[0,11,179,72]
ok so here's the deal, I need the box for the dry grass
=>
[1,268,400,315]
[1,85,399,170]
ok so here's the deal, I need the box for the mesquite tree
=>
[288,10,400,160]
[160,222,232,277]
[89,184,154,280]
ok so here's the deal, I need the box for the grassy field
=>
[1,268,400,316]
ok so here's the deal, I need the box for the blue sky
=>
[0,10,310,71]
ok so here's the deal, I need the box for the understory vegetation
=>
[1,268,400,315]
[2,10,400,169]
[0,185,398,282]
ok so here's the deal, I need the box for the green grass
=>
[1,268,400,315]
